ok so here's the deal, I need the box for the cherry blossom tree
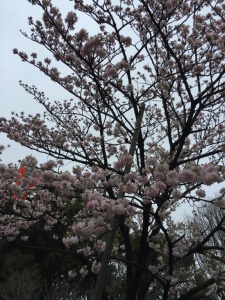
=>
[1,0,225,299]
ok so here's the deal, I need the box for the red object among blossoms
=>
[12,166,40,201]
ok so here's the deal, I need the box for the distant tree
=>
[0,248,42,300]
[185,202,225,299]
[1,0,225,299]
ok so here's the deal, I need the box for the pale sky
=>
[0,0,95,164]
[1,0,51,164]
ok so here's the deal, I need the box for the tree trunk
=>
[93,104,145,300]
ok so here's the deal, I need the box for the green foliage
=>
[0,268,42,300]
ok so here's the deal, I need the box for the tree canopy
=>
[1,0,225,299]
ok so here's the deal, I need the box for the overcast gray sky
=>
[1,0,50,164]
[0,0,94,164]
